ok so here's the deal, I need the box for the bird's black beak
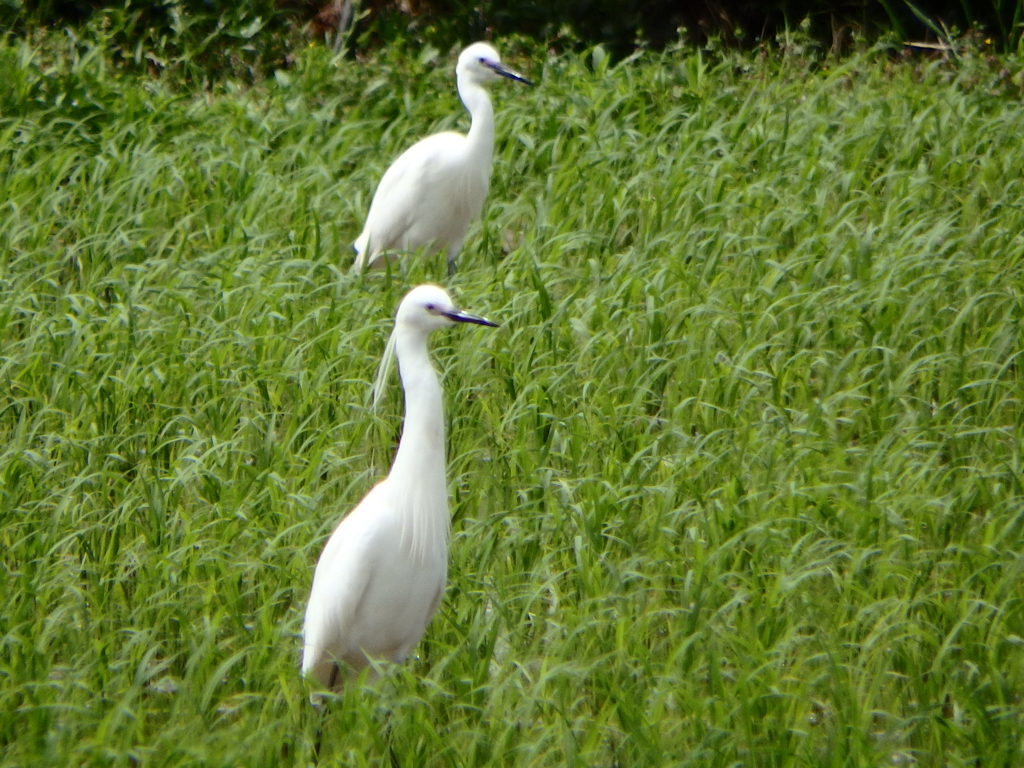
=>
[444,308,499,327]
[485,60,534,87]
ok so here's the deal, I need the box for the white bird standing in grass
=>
[353,43,534,275]
[302,284,498,691]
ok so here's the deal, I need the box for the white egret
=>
[301,284,498,691]
[352,43,533,275]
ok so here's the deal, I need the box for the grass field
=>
[2,35,1023,767]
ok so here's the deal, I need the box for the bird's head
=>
[395,284,498,334]
[457,42,534,88]
[374,284,498,407]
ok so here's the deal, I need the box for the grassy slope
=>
[1,37,1023,767]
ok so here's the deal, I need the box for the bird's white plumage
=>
[353,43,532,273]
[301,285,497,691]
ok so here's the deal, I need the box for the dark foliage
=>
[6,0,298,81]
[1,0,1021,79]
[421,0,1021,55]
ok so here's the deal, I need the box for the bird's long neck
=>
[389,329,450,560]
[459,79,495,172]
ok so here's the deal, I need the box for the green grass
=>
[2,36,1024,767]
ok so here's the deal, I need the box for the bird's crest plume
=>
[371,326,399,409]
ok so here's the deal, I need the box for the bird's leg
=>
[384,709,401,768]
[312,664,341,762]
[445,241,461,278]
[313,703,327,763]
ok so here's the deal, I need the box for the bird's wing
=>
[356,133,464,261]
[301,483,388,683]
